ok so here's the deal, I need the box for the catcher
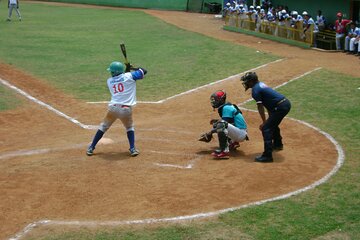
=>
[199,90,248,159]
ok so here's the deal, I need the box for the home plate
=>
[98,138,114,145]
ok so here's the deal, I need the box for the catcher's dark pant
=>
[262,99,291,157]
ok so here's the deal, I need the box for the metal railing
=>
[225,14,314,46]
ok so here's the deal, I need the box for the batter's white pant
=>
[227,123,247,142]
[8,4,21,20]
[99,104,134,133]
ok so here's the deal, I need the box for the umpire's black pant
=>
[262,99,291,157]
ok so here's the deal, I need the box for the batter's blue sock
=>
[127,130,135,149]
[90,130,104,149]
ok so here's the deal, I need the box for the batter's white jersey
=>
[107,70,144,106]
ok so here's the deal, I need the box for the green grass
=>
[1,2,359,239]
[28,69,360,239]
[0,84,23,111]
[0,2,277,103]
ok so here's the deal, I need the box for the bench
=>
[316,30,336,50]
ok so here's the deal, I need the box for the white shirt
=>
[107,72,137,106]
[9,0,18,4]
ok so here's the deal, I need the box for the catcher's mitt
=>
[210,119,218,125]
[198,132,213,143]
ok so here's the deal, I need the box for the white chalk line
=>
[0,137,198,161]
[5,67,345,240]
[9,122,344,240]
[150,151,202,169]
[0,78,97,130]
[0,137,201,170]
[0,60,281,167]
[1,59,282,130]
[87,58,284,104]
[9,66,345,239]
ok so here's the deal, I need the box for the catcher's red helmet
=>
[210,90,226,109]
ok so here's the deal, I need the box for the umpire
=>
[240,72,291,163]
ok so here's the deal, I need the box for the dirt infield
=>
[1,5,358,239]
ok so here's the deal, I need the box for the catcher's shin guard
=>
[215,120,229,151]
[217,131,229,151]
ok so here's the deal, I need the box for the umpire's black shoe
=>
[255,155,273,163]
[273,144,283,151]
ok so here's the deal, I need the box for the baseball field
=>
[0,1,359,240]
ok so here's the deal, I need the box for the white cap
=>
[260,9,265,13]
[281,9,286,14]
[226,2,230,6]
[292,11,298,15]
[256,6,261,9]
[250,5,254,9]
[239,4,243,7]
[302,11,308,16]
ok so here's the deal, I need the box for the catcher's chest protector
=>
[218,103,242,119]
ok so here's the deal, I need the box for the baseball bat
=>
[119,42,129,65]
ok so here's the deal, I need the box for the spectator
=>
[334,12,352,51]
[268,8,278,35]
[255,6,262,32]
[278,9,290,38]
[316,10,326,31]
[237,4,247,28]
[259,8,267,32]
[344,22,358,52]
[7,0,21,22]
[290,11,303,28]
[347,22,360,55]
[302,11,319,47]
[245,5,257,30]
[222,2,231,18]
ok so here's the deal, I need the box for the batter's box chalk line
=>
[149,150,202,169]
[9,118,344,240]
[2,66,344,240]
[0,136,199,165]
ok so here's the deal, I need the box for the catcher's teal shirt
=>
[221,105,247,129]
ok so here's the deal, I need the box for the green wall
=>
[273,0,351,25]
[42,0,223,12]
[44,0,189,11]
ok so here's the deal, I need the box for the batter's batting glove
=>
[125,63,132,72]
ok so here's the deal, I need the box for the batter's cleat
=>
[212,151,230,160]
[86,147,94,156]
[229,141,240,151]
[129,148,139,157]
[255,155,273,163]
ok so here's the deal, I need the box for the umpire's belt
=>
[276,98,287,106]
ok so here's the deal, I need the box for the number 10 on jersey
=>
[112,83,124,94]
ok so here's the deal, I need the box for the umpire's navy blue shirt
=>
[252,82,285,112]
